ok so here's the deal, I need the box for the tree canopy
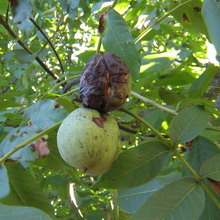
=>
[0,0,220,219]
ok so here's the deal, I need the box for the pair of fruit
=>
[57,53,131,175]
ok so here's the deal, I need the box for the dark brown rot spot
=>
[98,12,107,34]
[136,154,142,159]
[193,7,201,12]
[92,117,107,128]
[55,104,61,108]
[183,13,190,22]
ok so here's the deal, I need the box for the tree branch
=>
[0,15,60,82]
[29,17,65,74]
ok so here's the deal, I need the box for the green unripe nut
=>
[57,107,120,175]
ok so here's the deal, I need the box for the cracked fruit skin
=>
[57,107,121,176]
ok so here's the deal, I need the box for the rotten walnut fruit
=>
[57,107,120,176]
[80,53,131,112]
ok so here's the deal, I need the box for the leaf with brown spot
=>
[32,139,50,159]
[183,13,190,22]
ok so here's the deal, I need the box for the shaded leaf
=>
[93,141,171,189]
[24,100,68,130]
[200,154,220,180]
[199,193,220,220]
[169,105,209,145]
[1,163,53,216]
[13,49,36,64]
[0,205,51,220]
[130,177,205,220]
[0,125,39,162]
[102,8,140,79]
[0,165,9,199]
[11,0,33,24]
[117,173,181,214]
[183,136,220,176]
[188,64,218,98]
[202,0,220,55]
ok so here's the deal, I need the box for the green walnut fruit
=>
[57,107,120,175]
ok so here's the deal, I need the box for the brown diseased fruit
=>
[80,53,131,112]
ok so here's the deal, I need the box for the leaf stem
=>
[39,75,80,100]
[0,121,63,165]
[55,88,80,101]
[96,37,102,54]
[173,149,220,209]
[29,18,65,74]
[112,189,119,220]
[134,0,194,44]
[131,91,177,115]
[120,108,169,145]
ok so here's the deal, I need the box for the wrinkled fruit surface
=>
[57,107,121,175]
[80,53,131,112]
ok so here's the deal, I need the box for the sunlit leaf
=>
[188,64,218,98]
[202,0,220,55]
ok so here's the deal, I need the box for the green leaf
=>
[13,49,36,64]
[188,64,219,98]
[102,8,140,79]
[0,125,39,162]
[171,0,209,36]
[24,100,68,130]
[156,71,196,86]
[199,194,220,220]
[183,136,220,176]
[93,141,171,189]
[0,205,51,220]
[12,0,33,24]
[130,177,205,220]
[141,52,176,74]
[202,0,220,55]
[117,173,181,214]
[1,163,53,216]
[0,0,8,13]
[200,154,220,180]
[0,165,9,199]
[169,105,209,145]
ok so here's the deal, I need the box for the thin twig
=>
[29,17,65,74]
[131,91,177,115]
[0,15,60,82]
[134,0,194,44]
